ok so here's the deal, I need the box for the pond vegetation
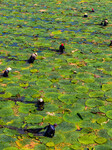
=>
[0,0,112,149]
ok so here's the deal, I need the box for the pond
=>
[0,0,112,150]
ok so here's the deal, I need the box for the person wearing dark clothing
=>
[109,40,112,46]
[92,8,94,12]
[59,43,65,54]
[28,53,37,63]
[3,67,12,77]
[84,13,88,17]
[100,19,108,26]
[104,19,108,26]
[37,98,44,111]
[44,123,57,138]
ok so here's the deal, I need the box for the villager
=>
[92,8,94,12]
[3,67,12,77]
[100,19,108,26]
[37,98,44,111]
[44,123,57,138]
[59,43,65,54]
[28,53,37,63]
[109,40,112,46]
[104,19,108,26]
[84,13,88,17]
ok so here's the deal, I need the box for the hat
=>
[84,13,87,15]
[7,67,12,71]
[34,53,37,56]
[39,98,43,102]
[61,43,64,46]
[54,123,57,126]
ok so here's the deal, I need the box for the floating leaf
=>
[70,143,82,150]
[86,99,104,107]
[99,105,112,113]
[107,128,112,137]
[58,94,77,104]
[96,117,107,125]
[2,92,12,98]
[102,83,112,92]
[34,144,47,150]
[89,91,104,98]
[25,114,43,124]
[18,103,36,114]
[30,69,39,73]
[3,128,19,137]
[51,30,62,35]
[106,110,112,119]
[44,115,62,124]
[78,134,96,144]
[46,142,54,147]
[95,137,107,144]
[94,145,112,150]
[75,85,89,93]
[5,86,24,97]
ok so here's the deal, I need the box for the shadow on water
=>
[5,97,37,104]
[0,125,44,136]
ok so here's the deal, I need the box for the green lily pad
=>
[3,128,19,137]
[5,86,24,97]
[94,145,112,150]
[106,110,112,119]
[107,128,112,137]
[98,129,110,138]
[30,69,39,73]
[0,134,16,143]
[85,99,104,107]
[95,137,107,144]
[70,143,82,150]
[44,115,62,124]
[89,91,104,98]
[25,114,43,124]
[78,134,96,144]
[106,98,112,102]
[44,104,59,112]
[18,103,36,114]
[2,92,12,98]
[34,144,47,150]
[96,117,108,125]
[75,85,89,93]
[102,83,112,92]
[58,94,77,104]
[36,79,52,88]
[45,92,60,101]
[57,122,76,132]
[40,133,65,145]
[76,72,95,83]
[0,107,13,117]
[46,142,55,147]
[99,105,112,113]
[105,90,112,98]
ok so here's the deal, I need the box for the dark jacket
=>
[28,55,36,63]
[44,124,55,137]
[3,70,9,77]
[59,45,65,54]
[104,20,108,26]
[37,100,44,110]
